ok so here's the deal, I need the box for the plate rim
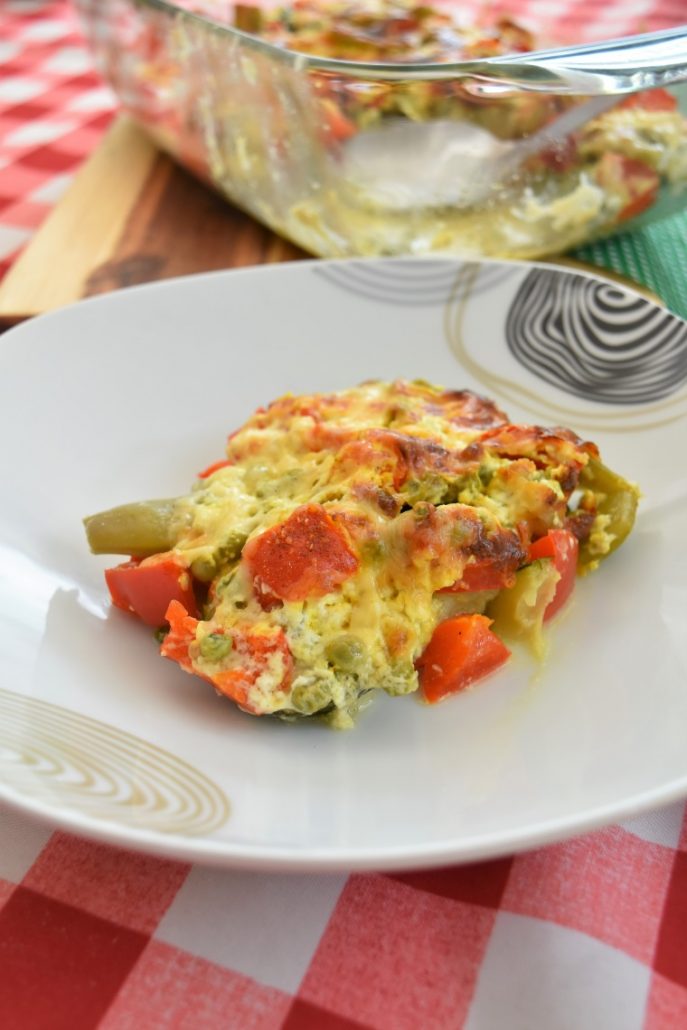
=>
[2,253,682,349]
[1,254,685,870]
[2,769,686,871]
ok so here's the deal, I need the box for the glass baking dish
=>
[74,0,687,260]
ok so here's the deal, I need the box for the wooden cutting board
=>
[0,116,306,327]
[0,113,659,327]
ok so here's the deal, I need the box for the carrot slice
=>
[161,598,200,671]
[161,600,292,714]
[213,629,293,712]
[197,458,232,479]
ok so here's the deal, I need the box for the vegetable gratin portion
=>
[85,380,638,727]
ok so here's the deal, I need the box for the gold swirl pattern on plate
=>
[0,689,230,835]
[445,264,687,433]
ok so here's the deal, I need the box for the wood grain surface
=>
[0,116,305,326]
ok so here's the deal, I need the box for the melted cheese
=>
[167,380,602,723]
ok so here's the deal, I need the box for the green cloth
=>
[574,210,687,319]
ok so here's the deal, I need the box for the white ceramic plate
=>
[1,257,686,871]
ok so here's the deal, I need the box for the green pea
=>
[190,555,217,583]
[451,520,474,546]
[291,682,333,715]
[325,634,365,671]
[360,538,386,564]
[199,633,233,661]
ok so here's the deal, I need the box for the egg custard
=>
[84,380,638,727]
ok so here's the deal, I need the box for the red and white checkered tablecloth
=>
[2,3,687,1029]
[0,1,115,282]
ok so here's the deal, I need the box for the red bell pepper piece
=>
[528,529,578,621]
[440,559,518,593]
[105,553,197,627]
[320,98,357,142]
[595,152,660,223]
[620,88,677,112]
[243,504,359,604]
[416,614,511,703]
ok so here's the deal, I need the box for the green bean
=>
[83,498,180,557]
[488,559,558,659]
[578,459,640,571]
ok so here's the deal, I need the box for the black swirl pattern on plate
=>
[505,269,687,405]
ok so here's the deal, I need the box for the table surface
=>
[1,3,687,1029]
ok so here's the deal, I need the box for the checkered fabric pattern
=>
[0,0,115,281]
[481,0,686,42]
[2,3,687,1028]
[1,802,687,1028]
[0,0,685,280]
